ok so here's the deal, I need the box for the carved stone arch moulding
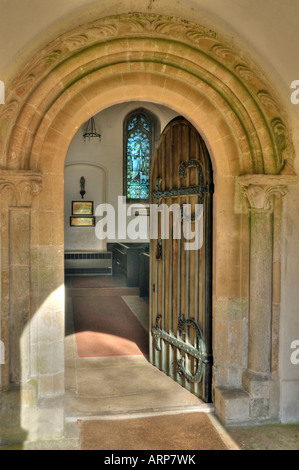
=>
[0,13,295,175]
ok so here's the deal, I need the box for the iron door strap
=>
[151,314,208,383]
[151,159,212,204]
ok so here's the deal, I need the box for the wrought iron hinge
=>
[152,159,212,204]
[151,314,207,383]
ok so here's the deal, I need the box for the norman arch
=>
[0,13,296,442]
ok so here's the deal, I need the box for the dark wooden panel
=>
[113,243,149,287]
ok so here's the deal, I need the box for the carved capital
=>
[0,171,43,207]
[236,174,297,212]
[243,184,288,211]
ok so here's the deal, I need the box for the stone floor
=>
[2,279,298,450]
[226,423,299,450]
[64,287,234,450]
[65,293,213,419]
[62,286,299,451]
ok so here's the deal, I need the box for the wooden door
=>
[149,117,213,402]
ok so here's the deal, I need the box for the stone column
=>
[0,171,43,443]
[9,208,31,384]
[245,185,277,376]
[0,172,42,390]
[238,175,290,419]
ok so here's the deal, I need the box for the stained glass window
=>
[124,109,156,202]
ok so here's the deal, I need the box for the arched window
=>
[124,108,158,203]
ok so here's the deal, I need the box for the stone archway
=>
[0,13,296,441]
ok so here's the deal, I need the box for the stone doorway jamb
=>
[240,174,296,421]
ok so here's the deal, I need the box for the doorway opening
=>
[63,103,213,418]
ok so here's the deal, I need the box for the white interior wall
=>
[64,163,106,251]
[64,101,179,250]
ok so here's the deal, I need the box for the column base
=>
[214,371,280,426]
[214,387,250,425]
[242,369,280,421]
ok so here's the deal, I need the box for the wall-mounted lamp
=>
[80,176,86,199]
[83,117,101,142]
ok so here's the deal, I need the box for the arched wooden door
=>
[149,117,213,402]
